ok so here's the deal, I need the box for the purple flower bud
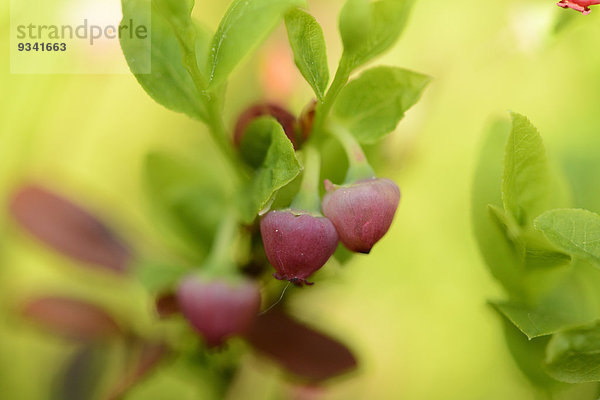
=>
[322,178,401,254]
[260,210,339,285]
[177,276,261,347]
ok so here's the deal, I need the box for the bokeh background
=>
[2,0,600,398]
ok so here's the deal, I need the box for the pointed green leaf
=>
[333,66,430,143]
[339,0,371,52]
[241,117,301,223]
[120,0,210,121]
[343,0,414,70]
[535,209,600,266]
[208,0,306,87]
[285,9,329,100]
[502,113,567,226]
[545,322,600,383]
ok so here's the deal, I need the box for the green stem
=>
[328,121,375,183]
[178,34,247,183]
[206,212,239,269]
[290,145,322,213]
[312,55,352,136]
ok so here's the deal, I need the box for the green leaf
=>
[333,66,429,144]
[491,260,600,339]
[339,0,371,52]
[120,0,210,121]
[472,119,527,296]
[208,0,306,87]
[240,117,301,223]
[502,112,567,227]
[239,117,277,169]
[284,9,329,100]
[343,0,414,70]
[500,315,560,388]
[536,209,600,267]
[144,151,229,262]
[545,322,600,383]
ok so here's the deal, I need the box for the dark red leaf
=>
[107,342,167,400]
[22,296,122,341]
[245,309,357,381]
[9,185,131,273]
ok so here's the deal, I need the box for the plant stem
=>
[206,212,239,269]
[328,121,375,183]
[179,37,247,183]
[290,145,322,213]
[312,55,352,136]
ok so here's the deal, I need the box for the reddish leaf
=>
[245,309,357,381]
[9,185,131,273]
[107,342,167,400]
[22,296,122,341]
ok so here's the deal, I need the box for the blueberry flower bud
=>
[260,210,339,285]
[177,276,261,347]
[322,178,400,254]
[557,0,600,14]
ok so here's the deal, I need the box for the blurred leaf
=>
[343,0,414,70]
[144,151,228,262]
[207,0,306,87]
[135,260,190,294]
[535,209,600,267]
[22,296,122,341]
[545,322,600,383]
[472,119,528,295]
[333,243,355,265]
[120,0,210,121]
[285,9,329,101]
[245,309,357,381]
[502,113,568,227]
[54,344,112,400]
[491,261,600,339]
[9,185,131,273]
[107,342,166,400]
[240,118,301,223]
[488,205,571,270]
[333,66,430,144]
[339,0,370,52]
[501,315,561,388]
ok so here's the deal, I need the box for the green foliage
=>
[341,0,414,70]
[208,0,306,87]
[333,66,430,143]
[240,117,301,223]
[143,151,229,261]
[502,113,567,227]
[285,9,329,100]
[120,0,209,121]
[474,112,600,387]
[135,261,190,293]
[338,0,370,53]
[535,209,600,266]
[545,322,600,383]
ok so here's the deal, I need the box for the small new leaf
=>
[241,117,301,223]
[535,208,600,266]
[208,0,306,87]
[343,0,414,70]
[339,0,371,52]
[333,66,430,143]
[285,9,329,100]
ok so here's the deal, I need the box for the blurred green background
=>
[2,0,600,398]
